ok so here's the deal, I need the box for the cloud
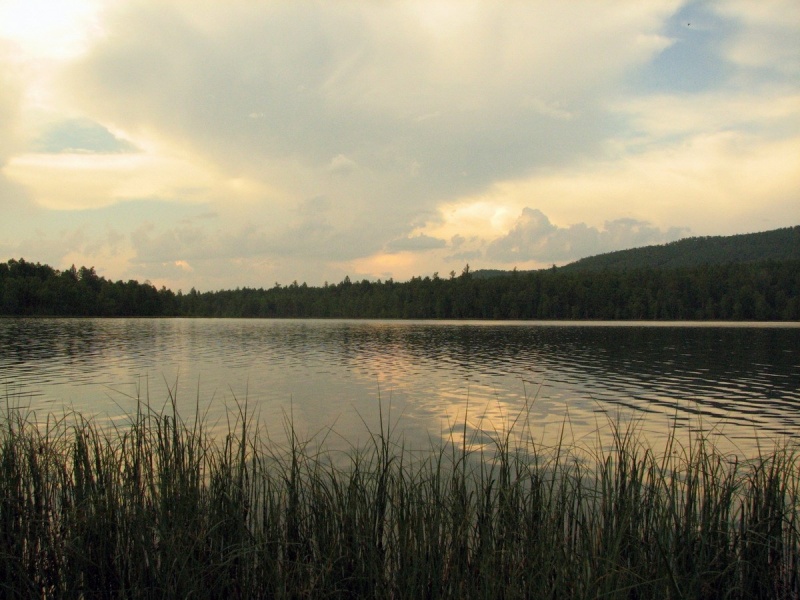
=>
[714,0,800,76]
[423,122,800,246]
[2,1,798,290]
[0,220,132,281]
[385,234,447,253]
[327,153,357,174]
[3,147,243,210]
[130,215,377,267]
[446,249,483,263]
[487,207,688,263]
[56,1,689,274]
[0,51,20,165]
[619,91,800,142]
[0,43,40,224]
[0,0,103,60]
[131,220,210,263]
[64,1,681,222]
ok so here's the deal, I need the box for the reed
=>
[0,397,798,599]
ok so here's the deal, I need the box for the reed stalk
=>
[0,398,797,598]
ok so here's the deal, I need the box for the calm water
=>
[1,318,798,454]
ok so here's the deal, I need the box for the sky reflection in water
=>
[1,318,798,456]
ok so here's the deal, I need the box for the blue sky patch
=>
[33,119,138,154]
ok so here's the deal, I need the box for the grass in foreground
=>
[1,398,798,599]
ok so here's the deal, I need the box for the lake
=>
[1,318,798,455]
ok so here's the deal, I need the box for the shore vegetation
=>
[1,396,798,598]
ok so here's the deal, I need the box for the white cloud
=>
[0,0,104,60]
[1,0,798,289]
[0,44,40,228]
[0,46,22,164]
[4,150,220,210]
[64,1,682,196]
[618,91,800,142]
[714,0,800,75]
[426,129,800,242]
[486,208,688,263]
[327,153,358,174]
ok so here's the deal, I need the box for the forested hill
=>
[560,225,800,272]
[1,257,799,320]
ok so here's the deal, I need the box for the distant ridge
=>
[558,225,800,272]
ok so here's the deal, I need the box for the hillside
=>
[558,225,800,272]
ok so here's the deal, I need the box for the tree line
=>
[1,258,798,320]
[0,260,174,317]
[561,225,800,272]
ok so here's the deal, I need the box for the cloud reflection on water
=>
[0,318,797,456]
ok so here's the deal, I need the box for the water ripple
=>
[1,318,798,451]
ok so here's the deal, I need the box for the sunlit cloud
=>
[617,92,800,141]
[0,47,22,164]
[487,208,688,263]
[426,130,800,242]
[349,251,423,282]
[0,0,104,60]
[4,150,218,210]
[0,0,797,289]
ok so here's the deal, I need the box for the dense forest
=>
[1,257,798,320]
[0,261,173,317]
[560,225,800,272]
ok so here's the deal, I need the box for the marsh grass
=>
[1,394,798,599]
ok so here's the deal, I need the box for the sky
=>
[0,0,798,291]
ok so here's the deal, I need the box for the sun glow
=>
[3,151,220,210]
[421,201,517,242]
[348,252,420,281]
[0,0,104,60]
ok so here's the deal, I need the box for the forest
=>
[561,225,800,272]
[1,257,798,320]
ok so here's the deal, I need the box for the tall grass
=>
[1,396,798,599]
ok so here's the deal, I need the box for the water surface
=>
[1,318,798,454]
